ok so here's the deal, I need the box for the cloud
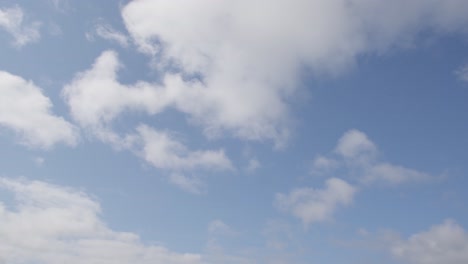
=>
[335,130,377,162]
[455,64,468,83]
[135,125,232,172]
[87,23,129,47]
[275,178,356,226]
[312,129,431,185]
[121,0,468,145]
[0,71,78,149]
[391,220,468,264]
[0,6,41,47]
[0,177,204,264]
[208,220,236,237]
[62,52,233,191]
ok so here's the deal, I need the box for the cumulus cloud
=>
[0,177,204,264]
[391,220,468,264]
[87,23,129,47]
[62,51,233,191]
[0,6,41,47]
[135,125,232,171]
[311,129,431,185]
[121,0,468,145]
[275,178,356,226]
[0,71,78,149]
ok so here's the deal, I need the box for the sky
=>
[0,0,468,263]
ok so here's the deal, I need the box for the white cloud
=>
[0,6,41,47]
[312,129,431,185]
[0,71,78,149]
[88,23,129,47]
[0,177,204,264]
[456,64,468,83]
[62,54,232,191]
[135,125,232,172]
[121,0,468,145]
[391,220,468,264]
[335,129,377,162]
[275,178,356,226]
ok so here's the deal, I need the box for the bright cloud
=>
[62,51,233,191]
[392,220,468,264]
[275,178,356,226]
[121,0,468,146]
[312,129,431,185]
[0,177,204,264]
[0,6,40,47]
[135,124,232,172]
[0,71,78,149]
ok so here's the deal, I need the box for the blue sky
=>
[1,0,468,263]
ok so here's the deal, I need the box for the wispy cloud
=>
[456,64,468,83]
[0,6,41,47]
[87,23,129,47]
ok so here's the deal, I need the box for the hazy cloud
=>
[0,6,41,47]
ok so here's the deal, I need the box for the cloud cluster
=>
[62,51,232,192]
[312,129,431,185]
[0,177,204,264]
[276,178,356,226]
[121,0,468,146]
[0,71,78,149]
[0,6,40,47]
[392,220,468,264]
[278,129,430,226]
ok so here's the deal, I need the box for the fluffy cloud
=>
[0,6,40,47]
[275,178,356,226]
[62,51,232,191]
[312,129,431,185]
[391,220,468,264]
[121,0,468,145]
[135,124,232,171]
[0,177,204,264]
[0,71,78,149]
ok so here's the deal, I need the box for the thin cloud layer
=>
[121,0,468,145]
[0,6,40,47]
[392,220,468,264]
[0,177,204,264]
[312,129,431,185]
[0,71,78,149]
[276,178,356,226]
